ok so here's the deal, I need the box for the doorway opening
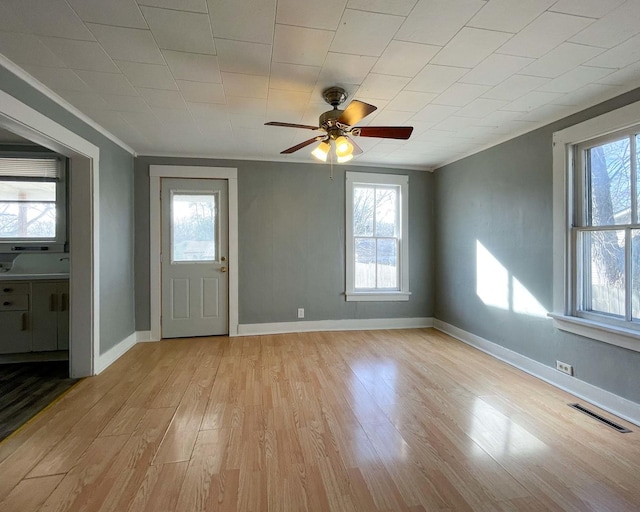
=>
[0,89,99,379]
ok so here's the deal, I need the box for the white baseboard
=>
[94,331,139,374]
[433,319,640,427]
[237,317,433,336]
[136,330,154,342]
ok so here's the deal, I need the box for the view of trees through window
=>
[582,133,640,318]
[0,181,57,239]
[353,185,399,289]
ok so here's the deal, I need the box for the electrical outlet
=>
[297,308,304,319]
[556,360,574,376]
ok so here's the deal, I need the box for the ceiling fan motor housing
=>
[320,87,349,138]
[319,109,344,137]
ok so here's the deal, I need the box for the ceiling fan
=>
[265,86,414,163]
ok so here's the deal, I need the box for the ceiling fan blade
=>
[265,121,320,130]
[280,137,322,154]
[356,126,413,140]
[338,100,377,126]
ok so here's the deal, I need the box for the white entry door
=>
[161,178,228,338]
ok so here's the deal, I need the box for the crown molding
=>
[0,54,136,156]
[136,151,434,172]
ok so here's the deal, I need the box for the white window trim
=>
[552,99,640,352]
[345,171,410,302]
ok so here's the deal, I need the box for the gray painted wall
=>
[134,157,434,329]
[0,67,136,354]
[434,88,640,404]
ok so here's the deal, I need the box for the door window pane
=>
[376,238,397,289]
[355,237,375,288]
[588,138,631,226]
[584,230,625,316]
[172,193,217,262]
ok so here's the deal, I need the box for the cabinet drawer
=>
[0,283,29,295]
[0,294,29,311]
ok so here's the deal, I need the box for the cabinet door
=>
[57,282,69,350]
[31,282,59,352]
[0,311,31,353]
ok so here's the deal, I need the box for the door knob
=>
[220,266,227,273]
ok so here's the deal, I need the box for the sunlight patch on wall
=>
[476,240,547,317]
[512,276,547,318]
[476,240,509,310]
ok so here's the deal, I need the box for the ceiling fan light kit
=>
[311,140,330,162]
[334,135,353,157]
[265,86,414,165]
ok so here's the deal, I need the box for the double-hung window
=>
[574,130,640,324]
[0,155,66,251]
[345,171,410,301]
[552,100,640,352]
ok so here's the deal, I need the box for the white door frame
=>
[0,89,100,377]
[150,165,238,339]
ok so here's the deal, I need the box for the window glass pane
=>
[0,181,56,201]
[172,193,217,262]
[376,238,397,289]
[375,187,397,237]
[633,229,640,319]
[588,138,631,226]
[584,230,625,316]
[0,202,56,238]
[353,186,374,236]
[355,237,375,288]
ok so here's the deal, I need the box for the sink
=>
[3,253,70,276]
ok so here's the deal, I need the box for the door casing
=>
[149,165,238,340]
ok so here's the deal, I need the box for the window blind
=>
[0,157,60,179]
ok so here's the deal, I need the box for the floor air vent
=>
[568,403,632,433]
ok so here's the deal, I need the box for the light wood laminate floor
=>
[0,329,638,511]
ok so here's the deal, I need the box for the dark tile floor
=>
[0,361,78,441]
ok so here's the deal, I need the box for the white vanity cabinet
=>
[0,283,31,353]
[0,279,69,354]
[32,281,70,351]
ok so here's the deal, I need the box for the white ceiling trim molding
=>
[137,152,435,172]
[0,53,136,156]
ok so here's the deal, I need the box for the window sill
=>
[548,313,640,353]
[345,292,411,302]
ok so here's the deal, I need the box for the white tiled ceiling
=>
[0,0,639,169]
